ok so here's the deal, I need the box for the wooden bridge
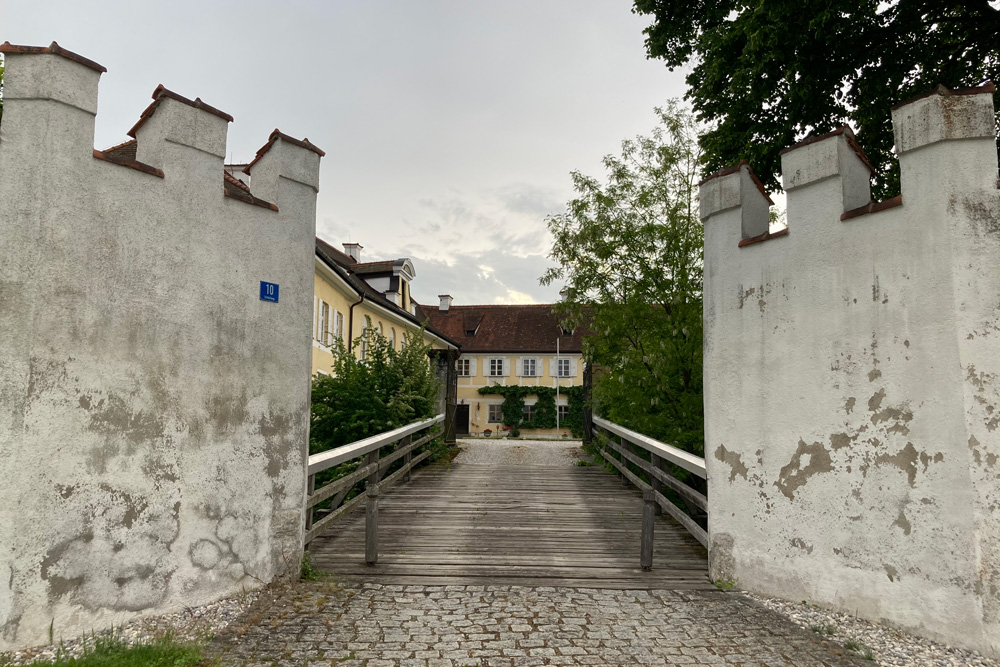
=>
[305,416,713,591]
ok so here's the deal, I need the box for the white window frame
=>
[522,358,536,377]
[320,301,331,346]
[457,358,471,376]
[487,404,503,423]
[522,402,535,422]
[360,316,371,360]
[334,311,345,343]
[557,404,569,420]
[557,358,571,378]
[489,357,505,377]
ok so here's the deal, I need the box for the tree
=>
[632,0,1000,199]
[541,101,704,455]
[310,328,439,455]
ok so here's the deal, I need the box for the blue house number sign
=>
[259,281,279,303]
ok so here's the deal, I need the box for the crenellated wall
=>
[0,42,323,650]
[700,84,1000,656]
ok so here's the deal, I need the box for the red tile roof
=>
[93,139,164,178]
[415,303,584,353]
[97,139,277,210]
[314,237,459,348]
[0,41,106,73]
[698,160,775,205]
[244,129,325,174]
[128,84,233,138]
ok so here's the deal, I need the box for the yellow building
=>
[312,239,458,375]
[416,297,585,437]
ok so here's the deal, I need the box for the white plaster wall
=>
[0,51,319,650]
[701,92,1000,656]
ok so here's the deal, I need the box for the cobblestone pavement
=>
[208,582,870,666]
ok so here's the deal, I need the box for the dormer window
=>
[560,326,573,336]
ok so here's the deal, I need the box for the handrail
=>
[308,414,444,475]
[592,416,706,478]
[590,415,709,565]
[304,413,445,558]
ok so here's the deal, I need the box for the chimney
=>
[438,295,453,312]
[343,243,362,262]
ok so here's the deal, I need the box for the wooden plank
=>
[304,492,366,544]
[308,460,378,509]
[308,414,444,475]
[379,449,433,492]
[593,416,706,478]
[309,454,709,589]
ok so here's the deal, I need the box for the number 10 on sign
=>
[260,281,279,303]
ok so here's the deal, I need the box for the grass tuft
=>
[9,631,205,667]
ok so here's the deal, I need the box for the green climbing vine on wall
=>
[477,384,585,437]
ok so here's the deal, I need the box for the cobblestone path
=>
[208,581,870,666]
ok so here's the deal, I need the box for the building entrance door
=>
[455,404,470,436]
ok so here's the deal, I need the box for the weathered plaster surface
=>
[701,90,1000,656]
[0,49,319,650]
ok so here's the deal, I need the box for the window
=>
[522,358,536,377]
[360,316,371,360]
[319,302,331,344]
[556,358,571,377]
[522,403,535,422]
[389,327,396,349]
[334,311,345,342]
[488,404,503,423]
[489,358,505,377]
[558,405,569,421]
[456,358,471,376]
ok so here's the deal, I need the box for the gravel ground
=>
[0,589,260,665]
[745,592,998,666]
[453,437,583,467]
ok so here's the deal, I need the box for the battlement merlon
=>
[780,126,873,216]
[892,84,998,197]
[243,130,325,204]
[699,162,773,242]
[131,85,233,173]
[0,42,105,155]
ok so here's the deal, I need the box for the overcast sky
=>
[4,0,688,304]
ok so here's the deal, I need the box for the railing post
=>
[364,448,381,565]
[402,433,413,483]
[649,453,663,516]
[641,488,656,570]
[620,436,629,486]
[582,362,593,445]
[304,473,316,546]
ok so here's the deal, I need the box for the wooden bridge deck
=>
[308,457,713,590]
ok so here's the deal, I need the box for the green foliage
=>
[633,0,1000,200]
[713,578,737,592]
[477,385,585,436]
[5,630,204,667]
[542,101,704,455]
[300,551,327,581]
[310,328,438,453]
[309,328,440,509]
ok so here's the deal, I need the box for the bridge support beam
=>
[429,349,460,446]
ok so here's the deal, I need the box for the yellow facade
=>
[311,257,450,376]
[456,352,584,437]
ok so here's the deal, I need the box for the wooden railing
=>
[591,416,707,570]
[304,414,445,564]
